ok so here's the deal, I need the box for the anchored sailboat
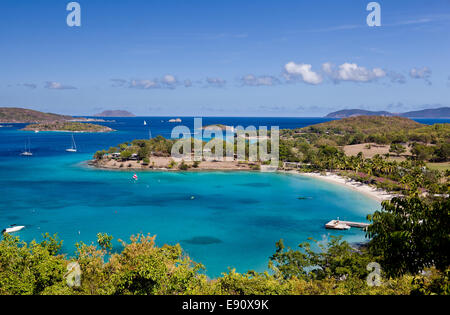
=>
[20,138,33,156]
[66,134,77,152]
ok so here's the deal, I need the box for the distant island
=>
[326,107,450,118]
[22,122,115,133]
[94,110,136,117]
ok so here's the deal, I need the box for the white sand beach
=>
[295,172,394,203]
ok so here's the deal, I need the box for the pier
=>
[325,220,370,231]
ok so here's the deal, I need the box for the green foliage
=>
[269,237,372,281]
[120,150,132,160]
[0,232,448,295]
[94,150,107,160]
[367,196,450,277]
[96,233,113,251]
[389,143,406,156]
[178,160,190,171]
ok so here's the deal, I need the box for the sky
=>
[0,0,449,117]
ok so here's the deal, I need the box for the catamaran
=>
[66,134,77,152]
[20,138,33,156]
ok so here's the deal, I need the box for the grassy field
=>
[427,162,450,171]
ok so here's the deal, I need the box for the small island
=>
[22,122,115,133]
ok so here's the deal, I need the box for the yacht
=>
[2,225,25,234]
[66,134,77,152]
[20,138,33,156]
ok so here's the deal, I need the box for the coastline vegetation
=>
[23,122,115,133]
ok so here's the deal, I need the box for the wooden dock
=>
[325,220,369,230]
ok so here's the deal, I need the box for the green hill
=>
[0,107,72,123]
[282,116,449,146]
[303,116,423,135]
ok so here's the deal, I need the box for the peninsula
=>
[23,122,115,133]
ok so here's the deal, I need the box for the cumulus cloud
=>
[45,81,77,90]
[241,74,279,87]
[284,62,323,85]
[183,79,193,88]
[409,67,432,85]
[322,62,386,83]
[161,74,178,89]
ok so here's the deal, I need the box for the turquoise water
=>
[6,116,444,276]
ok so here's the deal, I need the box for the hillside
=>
[0,107,72,123]
[303,116,423,135]
[326,107,450,118]
[94,110,135,117]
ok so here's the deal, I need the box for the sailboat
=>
[20,138,33,156]
[144,120,147,126]
[66,134,77,152]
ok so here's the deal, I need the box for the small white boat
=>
[144,120,147,126]
[66,134,77,152]
[20,138,33,156]
[2,225,25,234]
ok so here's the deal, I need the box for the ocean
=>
[0,117,447,276]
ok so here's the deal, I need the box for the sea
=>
[0,117,448,277]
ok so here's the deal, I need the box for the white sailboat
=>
[20,138,33,156]
[66,134,77,152]
[144,120,147,126]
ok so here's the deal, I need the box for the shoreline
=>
[292,171,394,203]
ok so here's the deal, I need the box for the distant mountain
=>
[325,109,393,118]
[326,107,450,119]
[94,110,135,117]
[0,107,72,123]
[399,107,450,118]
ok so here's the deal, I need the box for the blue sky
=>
[1,0,449,116]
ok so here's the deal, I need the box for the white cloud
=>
[323,63,386,82]
[206,77,226,87]
[161,74,177,87]
[129,79,159,89]
[409,67,432,85]
[284,62,323,85]
[241,75,279,87]
[45,81,77,90]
